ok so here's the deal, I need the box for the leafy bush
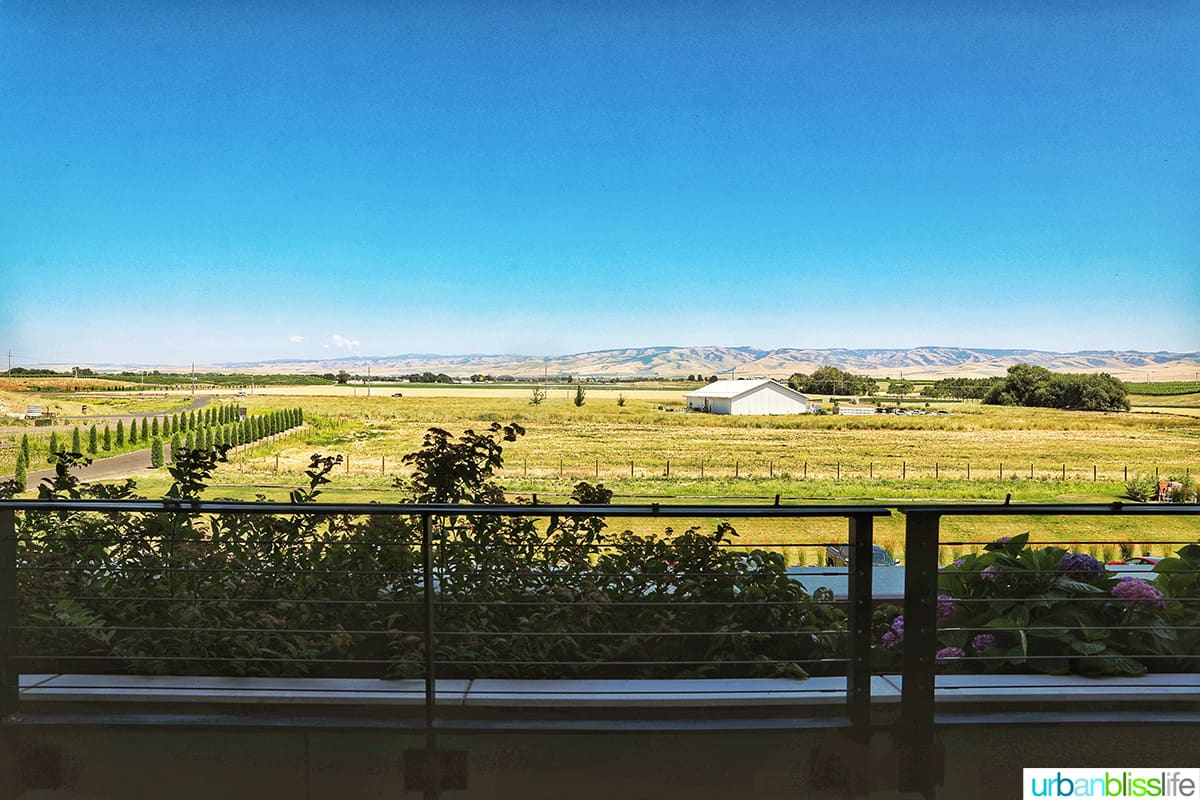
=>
[15,425,843,680]
[876,533,1193,676]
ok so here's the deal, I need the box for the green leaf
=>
[1070,640,1107,655]
[1052,576,1104,594]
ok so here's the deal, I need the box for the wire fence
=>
[241,453,1197,484]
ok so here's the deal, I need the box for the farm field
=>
[5,384,1197,560]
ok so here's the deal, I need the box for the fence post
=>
[559,458,563,478]
[1029,463,1033,480]
[967,462,970,480]
[420,512,440,800]
[1094,465,1097,482]
[804,461,807,479]
[1124,465,1128,481]
[836,461,840,480]
[1062,464,1066,481]
[999,463,1003,480]
[846,513,875,738]
[899,510,943,796]
[700,460,704,479]
[735,461,739,478]
[630,460,634,477]
[666,459,670,478]
[902,461,906,480]
[1,508,16,718]
[935,462,939,479]
[381,456,386,475]
[595,459,599,478]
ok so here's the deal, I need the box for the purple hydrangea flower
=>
[970,633,997,654]
[1110,578,1167,610]
[950,558,965,568]
[935,646,965,664]
[980,564,1002,583]
[992,536,1013,544]
[880,615,904,648]
[937,594,957,619]
[1058,552,1106,581]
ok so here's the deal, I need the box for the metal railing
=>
[2,498,1199,799]
[896,502,1200,797]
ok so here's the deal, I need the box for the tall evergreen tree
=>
[128,419,138,445]
[88,425,98,454]
[116,420,125,447]
[13,450,27,491]
[71,426,81,453]
[141,417,149,440]
[151,417,159,437]
[103,425,112,451]
[20,433,30,462]
[170,433,182,457]
[150,437,164,468]
[48,431,60,460]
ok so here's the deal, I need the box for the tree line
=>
[983,364,1129,411]
[788,366,879,396]
[9,407,305,491]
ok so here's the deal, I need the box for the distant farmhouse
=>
[685,379,813,415]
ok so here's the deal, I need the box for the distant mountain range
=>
[213,346,1200,381]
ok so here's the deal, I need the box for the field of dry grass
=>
[223,393,1199,483]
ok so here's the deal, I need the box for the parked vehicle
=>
[1106,556,1160,566]
[825,544,899,567]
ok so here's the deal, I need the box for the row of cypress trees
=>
[9,407,304,491]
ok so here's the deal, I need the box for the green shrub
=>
[16,425,843,680]
[1124,474,1158,502]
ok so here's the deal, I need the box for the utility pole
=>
[6,350,11,373]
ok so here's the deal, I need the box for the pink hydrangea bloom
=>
[1110,578,1166,610]
[935,646,965,664]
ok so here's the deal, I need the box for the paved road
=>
[1,395,214,436]
[21,445,171,487]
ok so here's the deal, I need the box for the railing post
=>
[846,513,874,738]
[0,508,16,719]
[420,512,440,800]
[899,510,942,798]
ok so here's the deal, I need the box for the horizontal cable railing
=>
[3,498,1200,799]
[0,499,887,735]
[893,502,1200,797]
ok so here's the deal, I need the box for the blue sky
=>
[2,1,1197,366]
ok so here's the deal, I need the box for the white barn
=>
[685,379,813,415]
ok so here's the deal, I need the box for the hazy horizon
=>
[3,2,1197,366]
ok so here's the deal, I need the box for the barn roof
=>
[685,379,809,401]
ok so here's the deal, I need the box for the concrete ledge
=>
[11,673,1199,731]
[881,673,1200,703]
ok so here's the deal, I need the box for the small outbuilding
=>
[685,379,813,415]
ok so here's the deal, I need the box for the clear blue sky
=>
[2,1,1197,366]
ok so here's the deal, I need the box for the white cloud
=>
[331,334,361,351]
[288,335,304,343]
